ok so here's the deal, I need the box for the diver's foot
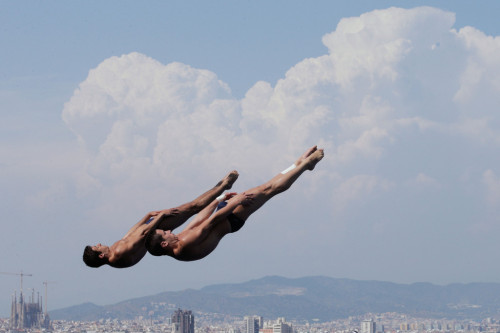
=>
[305,149,324,170]
[222,170,239,190]
[295,145,318,166]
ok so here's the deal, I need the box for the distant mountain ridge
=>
[50,276,500,321]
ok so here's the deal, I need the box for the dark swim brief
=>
[227,213,245,233]
[216,201,227,211]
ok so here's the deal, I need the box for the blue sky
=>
[1,1,500,316]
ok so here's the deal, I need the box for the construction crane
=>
[43,281,56,315]
[0,271,33,293]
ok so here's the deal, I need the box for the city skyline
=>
[2,309,500,333]
[2,0,500,317]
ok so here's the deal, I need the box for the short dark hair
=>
[83,246,106,268]
[145,230,166,256]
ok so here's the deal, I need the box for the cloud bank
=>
[64,6,499,217]
[60,6,500,286]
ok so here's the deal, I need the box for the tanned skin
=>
[150,146,324,262]
[88,170,239,268]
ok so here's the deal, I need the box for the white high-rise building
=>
[361,319,376,333]
[245,316,260,333]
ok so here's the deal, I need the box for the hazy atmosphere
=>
[1,1,500,317]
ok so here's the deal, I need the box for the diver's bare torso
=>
[108,239,148,268]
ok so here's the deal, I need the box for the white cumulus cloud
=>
[62,6,500,237]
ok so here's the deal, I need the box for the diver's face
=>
[156,229,176,246]
[92,243,109,257]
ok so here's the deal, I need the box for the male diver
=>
[83,171,239,268]
[145,146,324,261]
